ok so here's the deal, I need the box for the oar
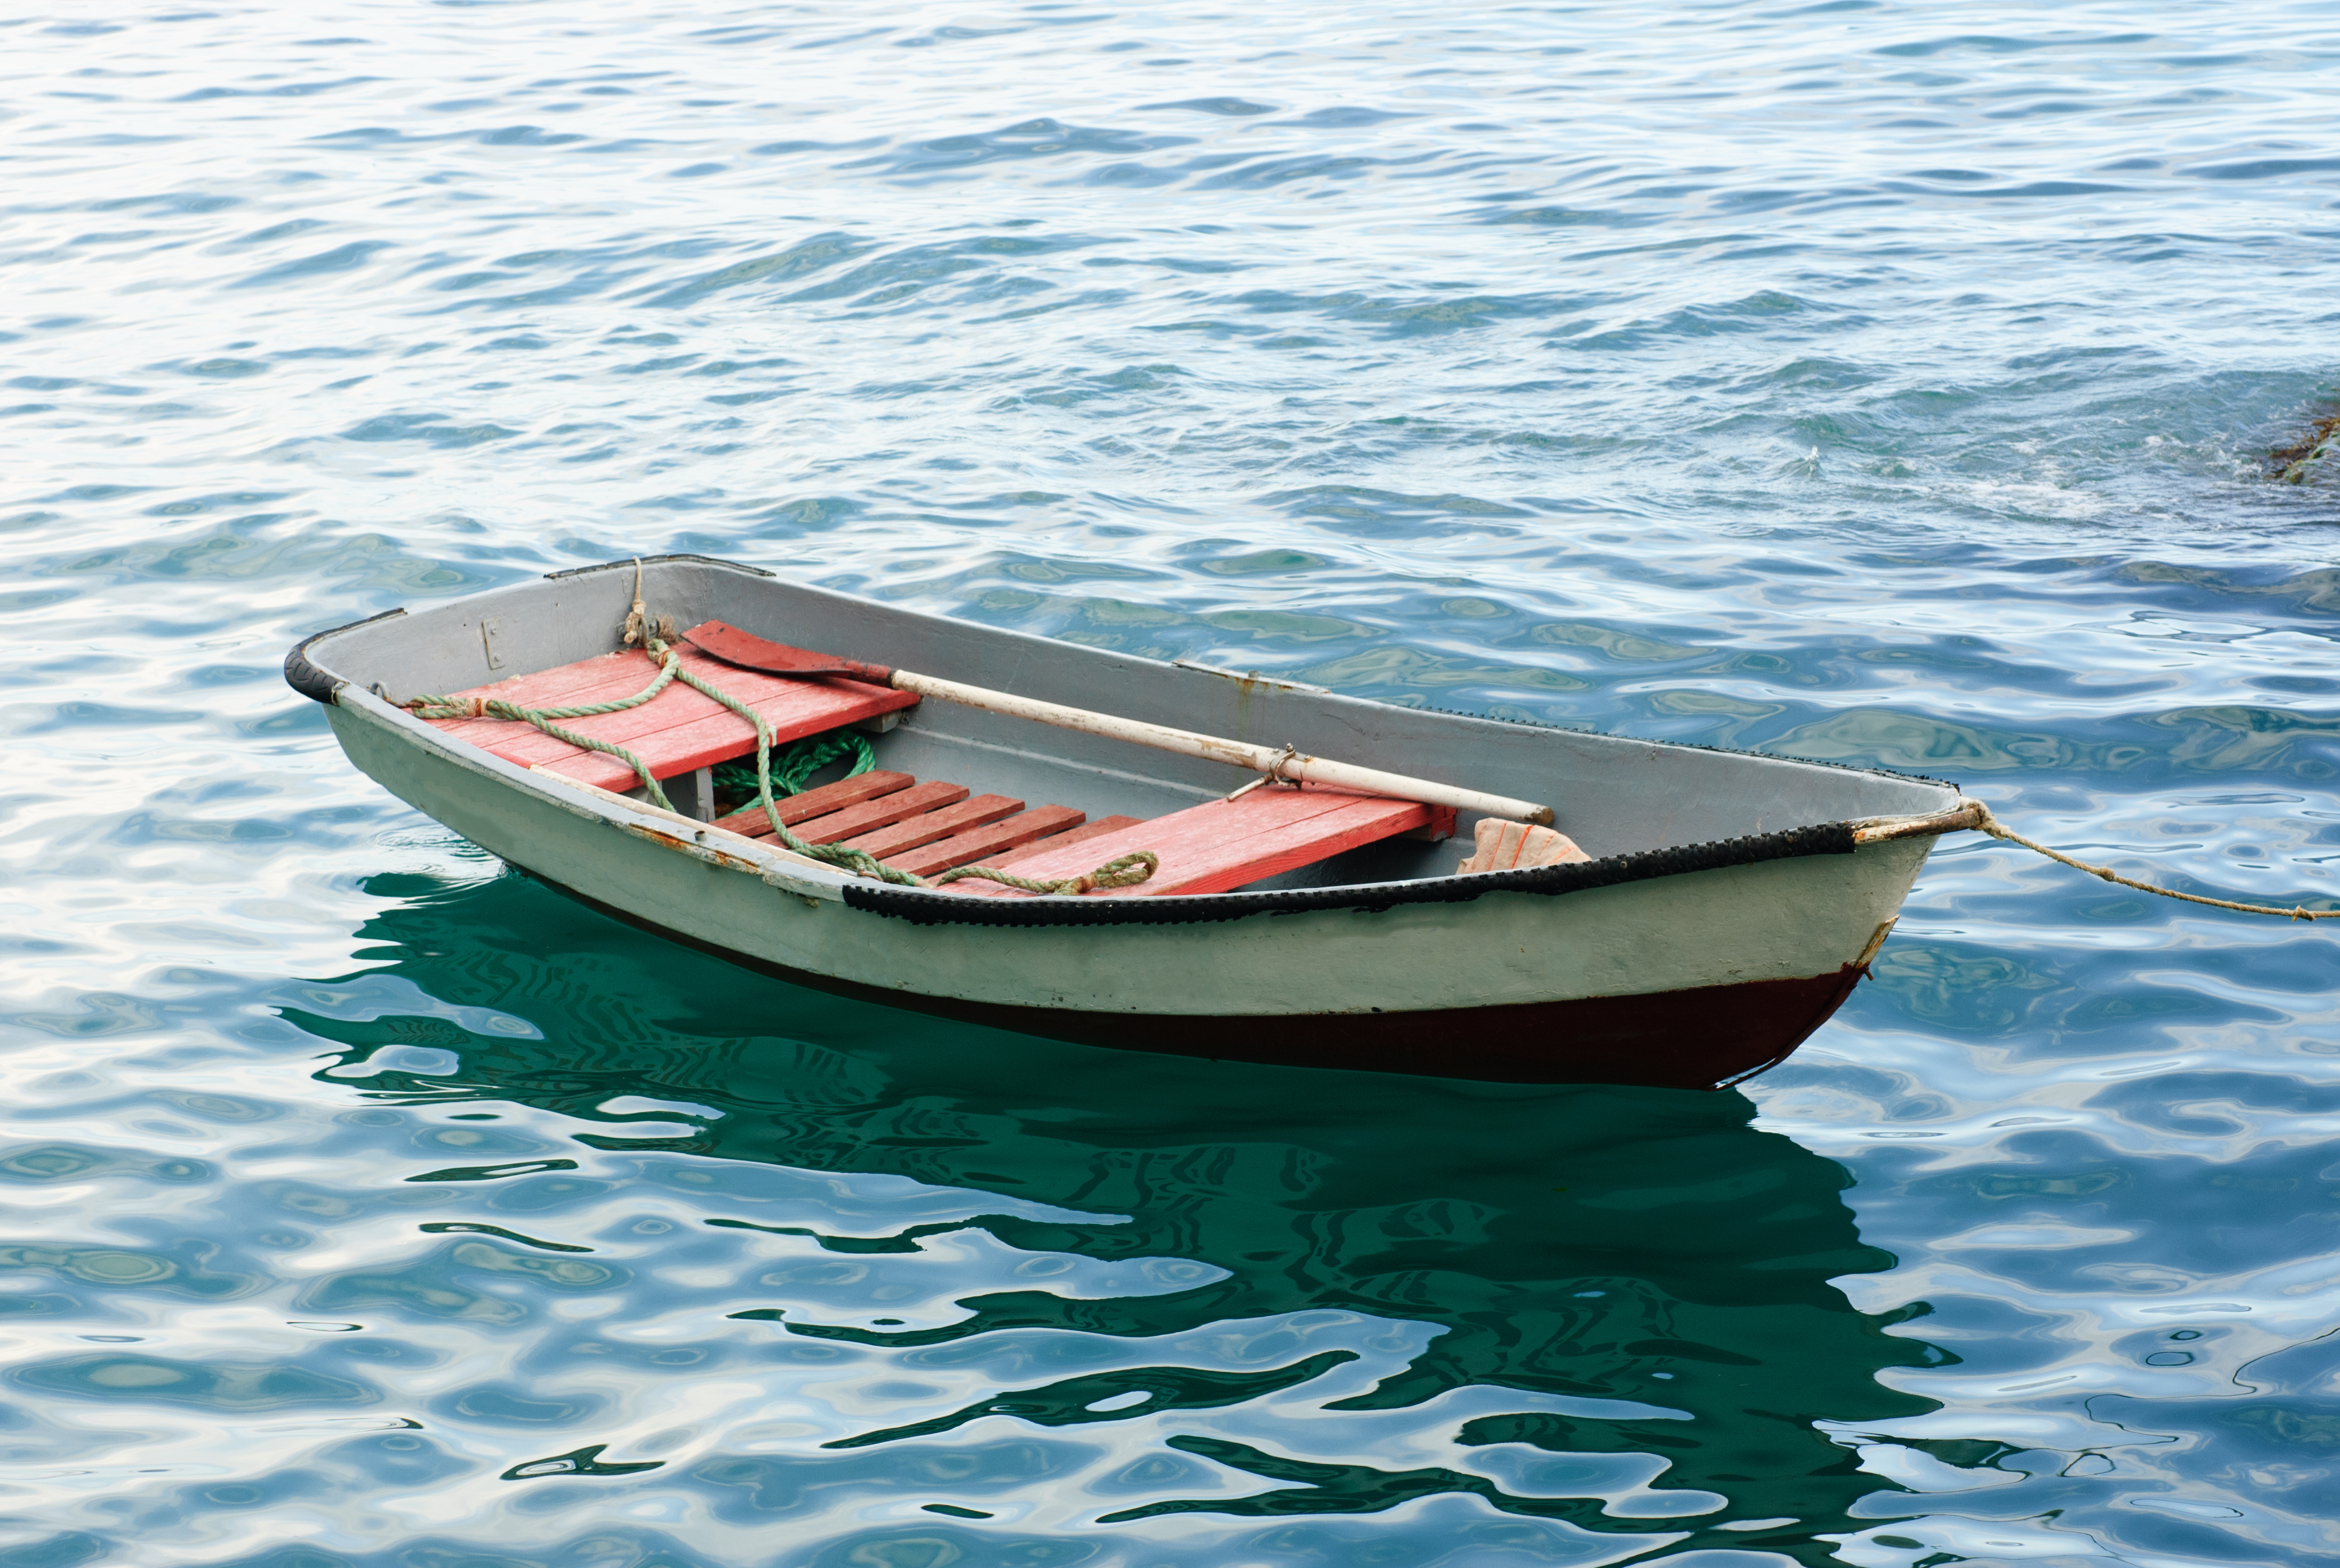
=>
[681,620,1555,826]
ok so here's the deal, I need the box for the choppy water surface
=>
[6,2,2339,1563]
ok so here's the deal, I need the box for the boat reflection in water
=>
[282,866,1948,1564]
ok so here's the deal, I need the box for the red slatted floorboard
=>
[712,770,913,838]
[841,794,1024,859]
[887,805,1087,879]
[798,780,971,845]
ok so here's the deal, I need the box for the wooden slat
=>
[840,794,1024,860]
[516,653,915,783]
[424,645,917,792]
[795,780,970,845]
[886,806,1086,879]
[430,645,797,752]
[712,770,914,839]
[982,815,1146,869]
[429,648,665,738]
[958,786,1428,898]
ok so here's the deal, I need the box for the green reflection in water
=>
[294,868,1942,1558]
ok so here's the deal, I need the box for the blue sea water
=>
[4,1,2339,1564]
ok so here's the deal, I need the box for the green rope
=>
[928,849,1159,895]
[658,645,927,885]
[645,631,1154,894]
[713,727,873,803]
[405,654,685,810]
[406,617,1157,897]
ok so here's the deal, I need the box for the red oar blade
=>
[681,621,895,687]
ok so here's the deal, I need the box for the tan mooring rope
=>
[1968,800,2339,922]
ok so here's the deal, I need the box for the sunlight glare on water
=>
[3,2,2339,1566]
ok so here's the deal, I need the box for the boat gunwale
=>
[326,677,1884,927]
[289,553,1962,790]
[536,555,1960,794]
[286,554,1962,925]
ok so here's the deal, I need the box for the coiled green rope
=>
[406,610,1156,897]
[715,728,875,803]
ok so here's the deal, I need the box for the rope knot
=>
[621,558,649,647]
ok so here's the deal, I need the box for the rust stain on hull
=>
[620,821,761,875]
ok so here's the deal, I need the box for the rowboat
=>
[285,554,1975,1088]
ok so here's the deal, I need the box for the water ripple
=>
[5,1,2340,1564]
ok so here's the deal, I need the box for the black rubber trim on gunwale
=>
[544,553,774,581]
[842,821,1858,928]
[283,607,408,704]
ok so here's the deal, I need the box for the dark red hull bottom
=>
[995,967,1866,1088]
[538,873,1864,1089]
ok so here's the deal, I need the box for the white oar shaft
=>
[891,670,1555,826]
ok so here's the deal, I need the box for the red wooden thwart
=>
[958,786,1430,898]
[424,644,917,793]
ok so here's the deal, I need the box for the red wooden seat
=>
[426,643,917,793]
[955,786,1451,898]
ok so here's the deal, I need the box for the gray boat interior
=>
[301,556,1957,891]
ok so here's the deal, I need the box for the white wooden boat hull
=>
[292,556,1957,1087]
